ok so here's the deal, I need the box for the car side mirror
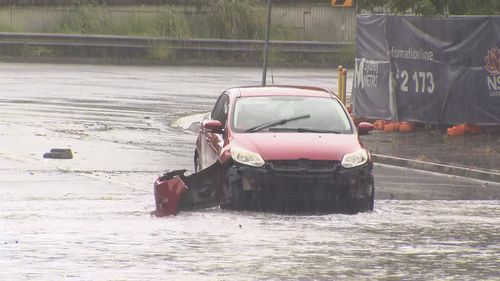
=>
[203,120,224,133]
[358,122,374,135]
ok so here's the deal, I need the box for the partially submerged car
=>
[154,86,374,216]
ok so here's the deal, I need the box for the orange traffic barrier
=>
[374,120,388,130]
[447,124,483,136]
[383,122,399,133]
[447,124,465,136]
[398,122,415,133]
[465,124,482,135]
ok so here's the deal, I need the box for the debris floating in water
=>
[43,148,73,159]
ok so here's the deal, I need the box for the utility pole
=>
[261,0,272,86]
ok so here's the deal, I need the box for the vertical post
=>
[337,65,343,102]
[341,69,348,105]
[261,0,272,86]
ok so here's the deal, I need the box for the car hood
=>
[231,132,362,161]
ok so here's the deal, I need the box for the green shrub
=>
[105,10,190,37]
[0,22,23,32]
[204,0,264,39]
[49,2,298,41]
[54,6,191,38]
[107,13,156,36]
[56,5,104,34]
[270,24,299,41]
[154,10,191,38]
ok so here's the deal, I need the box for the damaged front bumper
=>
[154,160,374,217]
[223,160,374,213]
[153,162,230,217]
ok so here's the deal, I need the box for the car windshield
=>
[232,96,352,133]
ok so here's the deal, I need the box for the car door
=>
[201,93,229,169]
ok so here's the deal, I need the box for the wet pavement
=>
[361,129,500,174]
[1,63,499,280]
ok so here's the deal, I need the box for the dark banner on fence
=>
[352,15,500,125]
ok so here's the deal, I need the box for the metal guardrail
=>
[0,32,353,54]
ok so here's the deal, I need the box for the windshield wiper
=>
[245,114,311,133]
[269,127,342,134]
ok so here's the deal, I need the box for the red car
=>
[154,86,374,216]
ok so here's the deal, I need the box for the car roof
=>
[228,85,335,98]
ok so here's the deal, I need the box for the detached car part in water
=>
[43,148,73,159]
[154,86,375,217]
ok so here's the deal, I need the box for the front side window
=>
[211,94,229,126]
[232,96,352,133]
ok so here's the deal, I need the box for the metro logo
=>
[485,47,500,96]
[353,58,379,89]
[484,47,500,76]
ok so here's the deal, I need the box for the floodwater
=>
[2,199,499,280]
[1,63,499,280]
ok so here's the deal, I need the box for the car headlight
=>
[341,149,369,168]
[231,147,265,167]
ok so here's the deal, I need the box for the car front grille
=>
[267,160,340,173]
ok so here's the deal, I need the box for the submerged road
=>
[0,63,499,280]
